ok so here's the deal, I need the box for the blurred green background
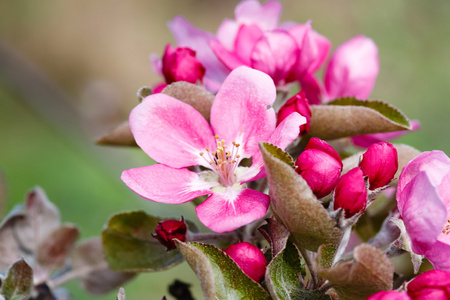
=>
[1,0,449,299]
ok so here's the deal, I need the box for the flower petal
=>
[250,30,299,85]
[324,35,379,101]
[400,171,447,254]
[121,164,216,204]
[210,66,277,158]
[196,188,270,233]
[130,93,215,168]
[234,24,264,65]
[234,0,282,31]
[398,151,450,209]
[168,16,229,92]
[423,241,450,271]
[239,112,305,183]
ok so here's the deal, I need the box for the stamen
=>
[443,220,450,235]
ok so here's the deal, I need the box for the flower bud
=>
[333,167,367,218]
[407,269,450,299]
[162,44,206,84]
[295,138,343,198]
[367,290,410,300]
[223,242,267,282]
[277,91,312,136]
[152,218,187,251]
[359,142,398,190]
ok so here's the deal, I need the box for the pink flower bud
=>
[407,269,450,299]
[295,138,343,198]
[162,44,206,84]
[367,290,411,300]
[333,167,367,218]
[359,142,398,190]
[152,218,187,251]
[223,242,267,282]
[277,91,312,136]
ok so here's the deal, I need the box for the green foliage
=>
[0,259,33,300]
[102,211,186,272]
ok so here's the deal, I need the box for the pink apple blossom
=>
[161,44,205,84]
[223,242,267,282]
[333,167,367,218]
[359,142,398,190]
[396,151,450,270]
[295,138,342,199]
[276,91,311,136]
[121,66,305,233]
[210,0,330,86]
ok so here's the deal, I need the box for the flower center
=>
[200,135,241,187]
[442,220,450,235]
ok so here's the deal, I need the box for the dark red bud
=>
[277,91,312,136]
[153,217,187,251]
[162,44,205,84]
[359,142,398,189]
[223,242,267,282]
[295,138,343,198]
[333,167,367,218]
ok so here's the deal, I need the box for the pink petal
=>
[398,151,450,208]
[168,16,229,92]
[324,35,379,101]
[210,66,277,158]
[250,30,299,85]
[149,53,163,75]
[288,23,331,77]
[234,24,264,65]
[351,120,421,148]
[299,74,322,104]
[121,164,216,204]
[400,171,446,255]
[234,0,282,31]
[130,93,215,168]
[423,241,450,271]
[196,188,270,233]
[239,112,305,183]
[210,39,245,70]
[216,19,240,50]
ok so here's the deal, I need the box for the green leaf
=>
[309,98,411,140]
[102,211,186,272]
[266,241,331,300]
[258,218,290,258]
[319,244,393,300]
[176,241,271,300]
[0,259,33,300]
[261,143,294,168]
[260,144,342,252]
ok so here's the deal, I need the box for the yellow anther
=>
[236,155,240,158]
[205,147,209,151]
[214,134,219,139]
[200,152,204,156]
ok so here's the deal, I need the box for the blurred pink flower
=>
[223,242,267,282]
[396,151,450,270]
[210,0,330,86]
[122,67,305,233]
[161,44,205,84]
[367,290,410,300]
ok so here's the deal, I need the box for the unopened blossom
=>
[333,167,367,218]
[368,269,450,300]
[210,0,330,86]
[359,142,398,190]
[162,44,205,84]
[122,66,305,233]
[153,218,187,251]
[277,91,311,136]
[223,242,267,282]
[295,138,342,199]
[407,269,450,299]
[396,151,450,270]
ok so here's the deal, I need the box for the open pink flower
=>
[396,151,450,270]
[210,0,329,86]
[122,66,305,233]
